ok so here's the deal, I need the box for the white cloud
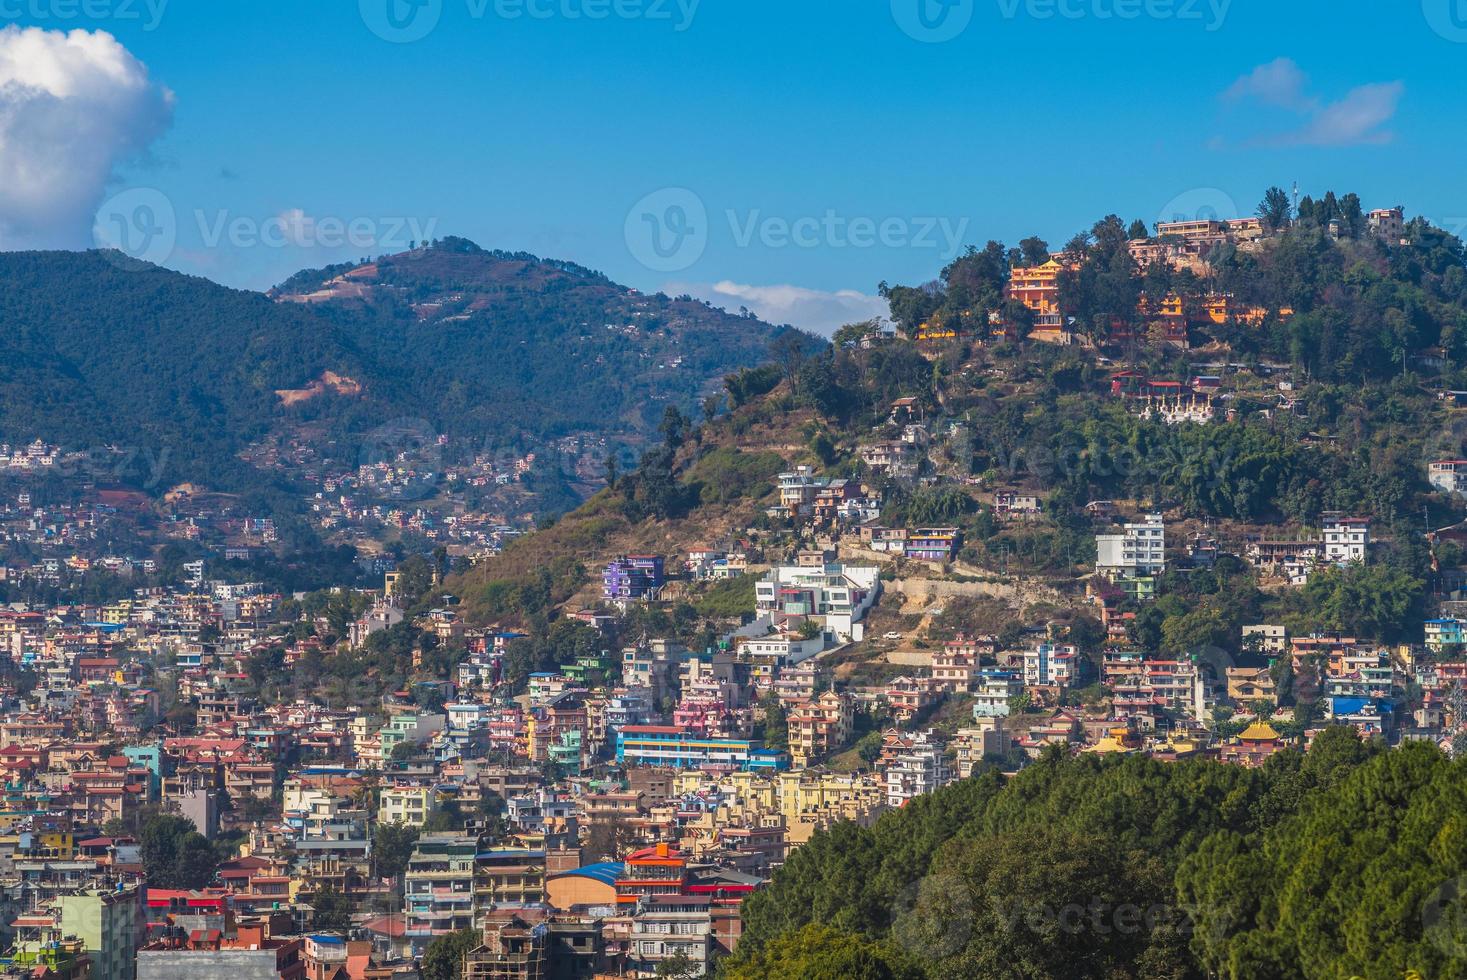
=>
[665,279,889,337]
[1219,58,1403,148]
[1222,57,1313,111]
[1288,81,1404,147]
[0,26,174,250]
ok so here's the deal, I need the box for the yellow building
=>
[1084,726,1141,754]
[378,785,439,828]
[101,601,133,625]
[914,322,958,342]
[1203,295,1293,326]
[1004,258,1077,342]
[669,768,887,847]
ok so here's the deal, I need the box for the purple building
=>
[904,527,961,563]
[603,555,665,602]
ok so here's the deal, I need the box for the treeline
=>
[726,731,1467,979]
[879,188,1467,385]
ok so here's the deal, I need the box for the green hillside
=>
[0,241,795,493]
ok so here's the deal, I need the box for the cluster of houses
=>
[1086,509,1370,597]
[866,619,1465,764]
[1242,514,1370,585]
[770,464,963,564]
[0,195,1452,976]
[0,488,1457,980]
[242,428,570,563]
[910,206,1407,352]
[0,581,820,978]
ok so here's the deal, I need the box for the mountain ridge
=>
[0,241,800,501]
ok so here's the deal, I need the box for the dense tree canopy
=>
[421,928,481,980]
[139,814,219,889]
[1178,741,1467,979]
[731,733,1452,979]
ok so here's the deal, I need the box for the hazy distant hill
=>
[0,241,796,492]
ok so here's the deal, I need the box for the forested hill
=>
[723,733,1467,979]
[272,237,797,444]
[0,242,795,491]
[450,194,1467,645]
[0,249,383,488]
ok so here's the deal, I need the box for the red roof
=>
[361,915,407,938]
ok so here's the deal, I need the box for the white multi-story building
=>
[953,720,1008,777]
[630,908,714,977]
[972,670,1023,718]
[735,633,825,668]
[1242,624,1288,655]
[1431,460,1467,496]
[883,731,951,807]
[403,834,479,954]
[777,466,827,515]
[1322,515,1368,565]
[754,563,881,643]
[1023,643,1080,689]
[1095,513,1166,579]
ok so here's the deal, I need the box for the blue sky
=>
[1,0,1463,332]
